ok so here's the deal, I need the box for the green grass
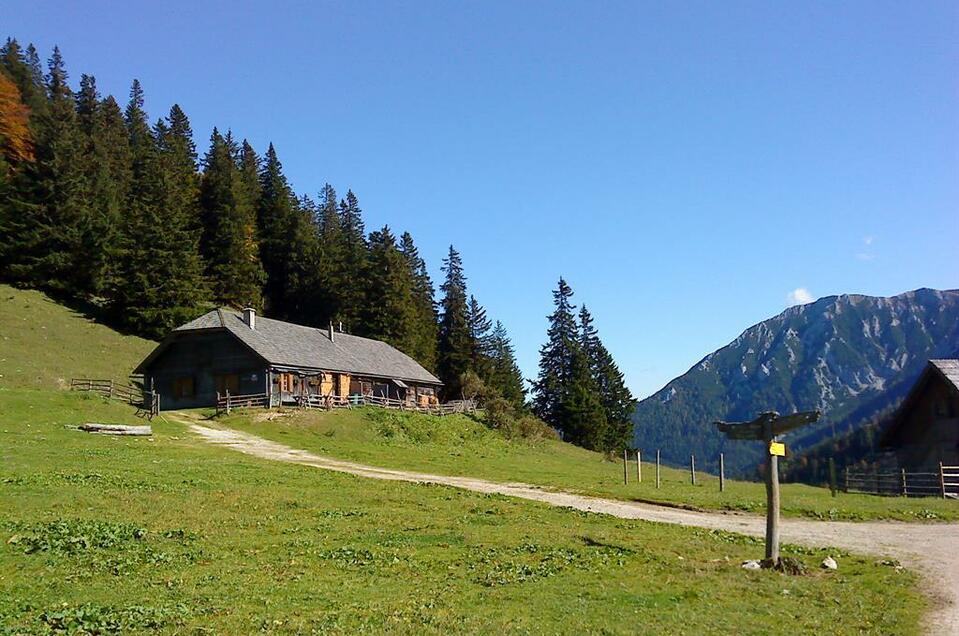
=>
[0,285,155,390]
[217,406,959,522]
[0,389,924,634]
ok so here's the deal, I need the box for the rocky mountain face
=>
[633,288,959,477]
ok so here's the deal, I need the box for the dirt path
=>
[175,416,959,634]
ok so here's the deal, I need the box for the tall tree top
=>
[75,74,98,124]
[45,46,70,101]
[259,143,291,200]
[166,104,195,157]
[441,245,466,297]
[339,189,366,247]
[126,79,145,115]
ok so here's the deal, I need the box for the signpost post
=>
[715,410,819,567]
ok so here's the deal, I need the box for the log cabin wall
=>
[893,375,959,469]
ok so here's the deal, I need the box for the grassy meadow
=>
[0,389,925,634]
[217,406,959,522]
[0,285,155,390]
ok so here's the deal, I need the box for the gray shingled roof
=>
[168,309,441,384]
[930,359,959,392]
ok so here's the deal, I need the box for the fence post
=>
[690,455,697,485]
[828,458,836,497]
[623,449,628,485]
[226,389,231,415]
[636,450,642,483]
[844,467,849,493]
[656,450,661,489]
[941,462,947,499]
[901,468,907,497]
[719,453,725,493]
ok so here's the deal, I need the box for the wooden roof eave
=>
[266,363,442,386]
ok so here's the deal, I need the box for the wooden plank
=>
[78,423,152,436]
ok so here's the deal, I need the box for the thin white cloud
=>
[863,235,874,246]
[857,235,876,261]
[786,288,814,306]
[856,252,875,261]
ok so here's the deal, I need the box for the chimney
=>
[243,308,256,330]
[328,321,335,343]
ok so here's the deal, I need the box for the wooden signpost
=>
[715,410,819,566]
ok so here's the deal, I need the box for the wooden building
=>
[134,308,442,410]
[880,359,959,469]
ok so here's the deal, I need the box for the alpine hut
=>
[134,308,442,410]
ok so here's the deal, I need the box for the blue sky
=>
[8,1,958,398]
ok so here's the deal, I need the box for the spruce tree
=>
[437,245,472,399]
[311,183,346,326]
[488,320,526,408]
[73,75,127,294]
[282,194,321,322]
[256,143,299,316]
[364,225,419,355]
[336,189,368,330]
[89,95,132,292]
[467,295,494,382]
[558,345,608,450]
[532,278,579,429]
[399,231,438,370]
[579,305,635,451]
[198,129,264,308]
[238,139,260,206]
[125,80,153,175]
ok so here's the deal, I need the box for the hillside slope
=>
[633,288,959,477]
[0,285,155,389]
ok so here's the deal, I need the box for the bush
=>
[459,370,488,402]
[483,397,557,442]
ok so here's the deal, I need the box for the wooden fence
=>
[216,390,476,417]
[215,391,270,415]
[71,378,142,404]
[299,393,476,416]
[845,464,959,498]
[71,378,159,420]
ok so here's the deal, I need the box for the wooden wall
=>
[145,332,266,410]
[893,375,959,469]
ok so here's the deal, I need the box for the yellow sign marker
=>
[769,442,786,457]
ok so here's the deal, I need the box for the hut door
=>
[278,373,295,402]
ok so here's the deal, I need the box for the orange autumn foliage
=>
[0,71,35,165]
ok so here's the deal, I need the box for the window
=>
[174,377,194,399]
[215,373,239,395]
